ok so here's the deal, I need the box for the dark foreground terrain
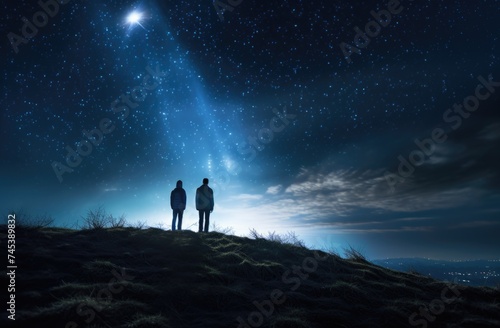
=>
[1,226,499,328]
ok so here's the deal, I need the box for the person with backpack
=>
[170,180,186,230]
[196,178,214,233]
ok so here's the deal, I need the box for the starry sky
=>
[1,0,499,260]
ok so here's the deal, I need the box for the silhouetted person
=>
[196,178,214,232]
[170,180,186,230]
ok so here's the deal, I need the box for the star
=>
[125,10,146,31]
[127,11,142,24]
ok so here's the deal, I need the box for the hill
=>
[1,226,499,328]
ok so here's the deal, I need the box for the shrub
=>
[82,206,127,230]
[131,220,147,229]
[248,229,306,248]
[8,209,54,230]
[211,222,235,235]
[343,245,367,262]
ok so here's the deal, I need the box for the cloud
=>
[282,166,482,215]
[226,152,498,235]
[449,220,500,229]
[478,123,500,141]
[103,187,121,192]
[225,117,500,237]
[228,194,263,202]
[328,226,434,234]
[266,185,282,195]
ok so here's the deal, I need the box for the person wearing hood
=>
[170,180,187,230]
[196,178,214,233]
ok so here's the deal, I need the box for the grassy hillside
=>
[1,226,499,328]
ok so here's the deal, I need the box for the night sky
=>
[1,0,499,260]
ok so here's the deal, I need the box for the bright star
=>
[125,10,147,31]
[127,11,142,25]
